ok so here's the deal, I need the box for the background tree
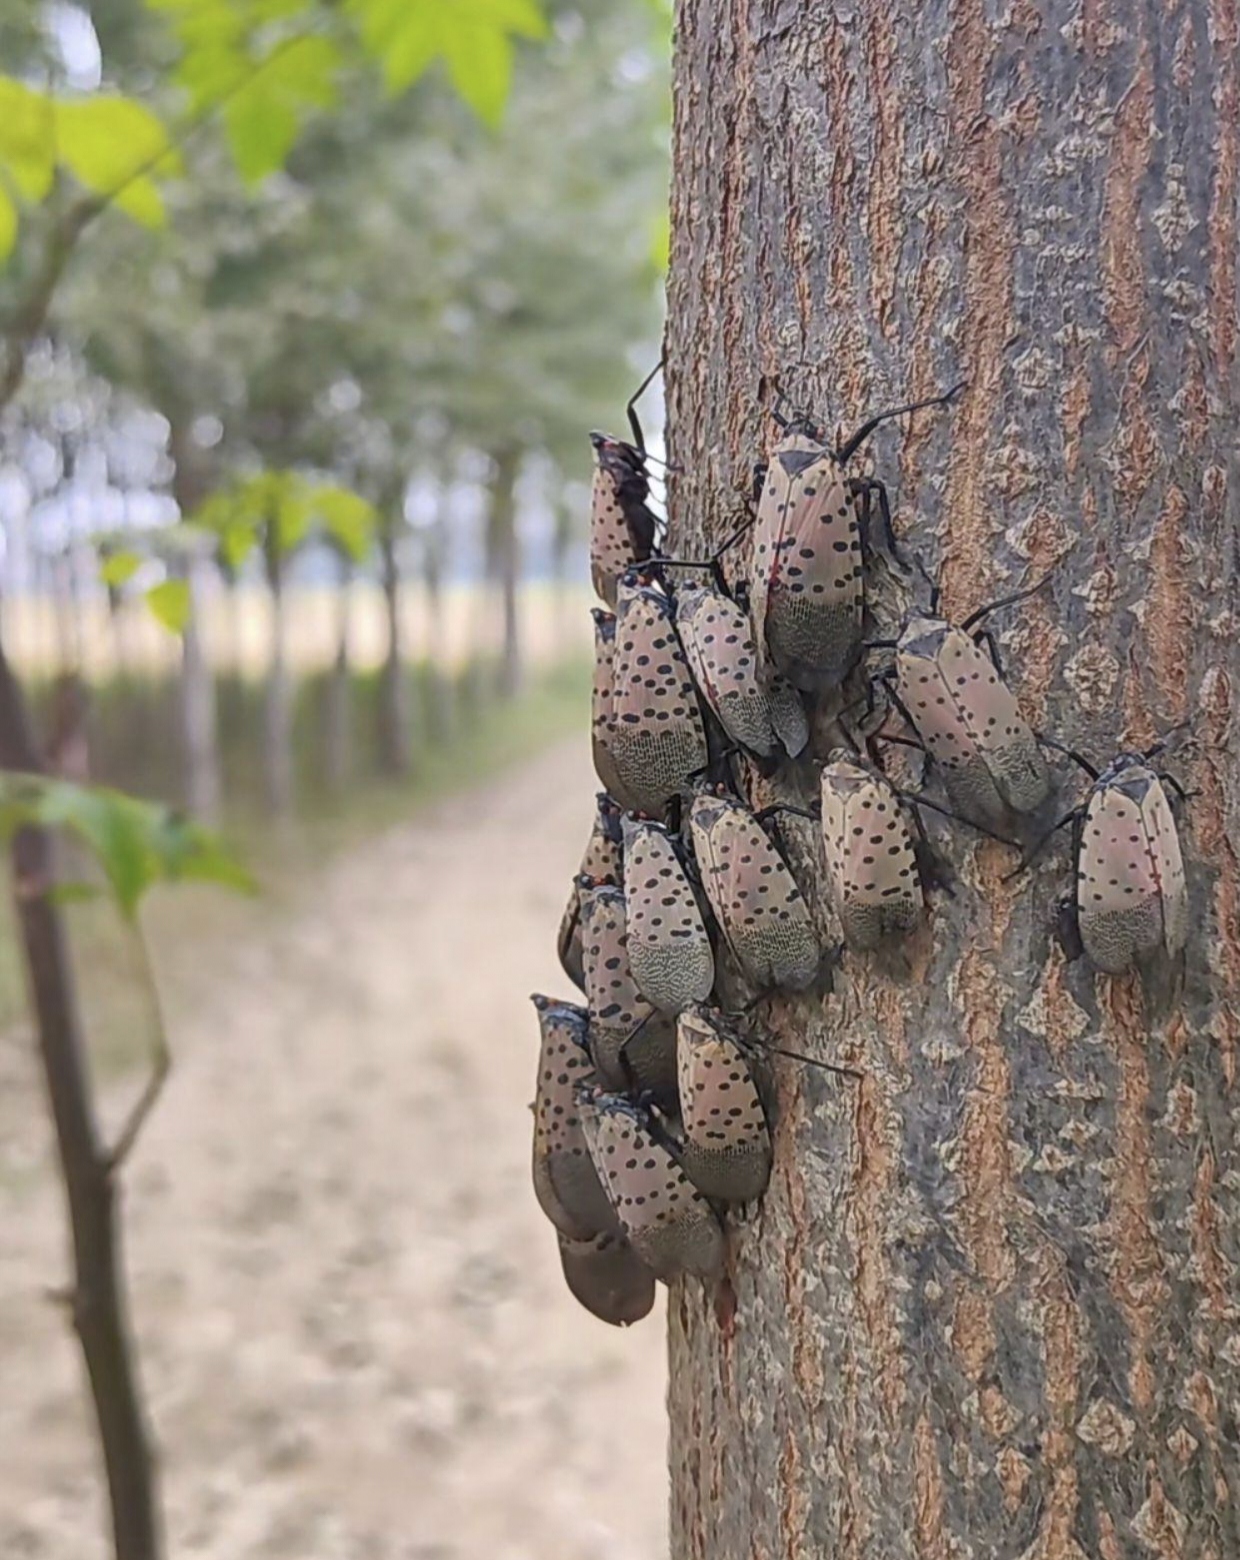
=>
[664,2,1240,1555]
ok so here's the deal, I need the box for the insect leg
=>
[898,790,1019,847]
[626,357,665,452]
[905,799,956,898]
[850,476,903,565]
[834,381,967,466]
[973,626,1006,679]
[1036,733,1100,781]
[1002,807,1082,883]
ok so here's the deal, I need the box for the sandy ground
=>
[0,737,667,1560]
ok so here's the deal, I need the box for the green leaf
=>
[0,186,15,264]
[349,0,546,114]
[444,22,512,129]
[113,177,167,229]
[47,881,103,907]
[313,485,377,561]
[0,775,252,919]
[100,550,143,588]
[226,91,299,184]
[53,96,181,202]
[145,578,192,634]
[0,78,55,201]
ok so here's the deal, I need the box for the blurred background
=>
[0,1,671,1555]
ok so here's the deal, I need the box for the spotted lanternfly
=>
[578,1088,724,1280]
[750,386,963,692]
[609,572,708,815]
[579,882,678,1101]
[555,1228,656,1327]
[620,814,714,1015]
[529,995,618,1241]
[688,789,820,991]
[675,1005,772,1203]
[591,609,640,811]
[673,580,808,759]
[558,794,625,990]
[819,748,923,951]
[1065,752,1188,974]
[588,363,663,609]
[890,600,1049,832]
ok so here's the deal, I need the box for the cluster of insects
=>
[530,366,1191,1328]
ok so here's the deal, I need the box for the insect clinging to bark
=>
[818,748,924,951]
[672,579,809,761]
[688,787,821,992]
[588,361,664,608]
[558,794,625,991]
[529,995,620,1241]
[555,1228,656,1327]
[872,576,1051,833]
[1019,740,1189,976]
[749,383,965,692]
[579,881,678,1101]
[675,1005,772,1203]
[620,814,714,1015]
[609,571,709,815]
[578,1087,725,1280]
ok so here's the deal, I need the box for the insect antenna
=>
[960,568,1058,633]
[1001,808,1082,883]
[741,1031,862,1082]
[834,381,967,466]
[1036,733,1099,780]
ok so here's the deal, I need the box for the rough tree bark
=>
[665,3,1239,1556]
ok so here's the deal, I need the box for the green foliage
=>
[144,578,193,633]
[349,0,548,122]
[0,775,253,920]
[99,550,144,588]
[0,78,179,260]
[192,470,378,564]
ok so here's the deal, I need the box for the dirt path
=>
[0,738,667,1560]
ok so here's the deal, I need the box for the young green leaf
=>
[53,97,182,202]
[0,775,254,920]
[100,550,144,589]
[145,578,192,634]
[313,486,377,562]
[0,78,56,202]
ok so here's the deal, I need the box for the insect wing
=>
[556,1229,656,1327]
[620,816,714,1015]
[557,795,625,990]
[1076,768,1163,973]
[819,756,922,950]
[579,884,677,1099]
[676,1007,771,1203]
[580,1092,724,1280]
[530,995,617,1240]
[752,435,863,690]
[1139,773,1188,957]
[934,625,1048,813]
[689,792,819,991]
[588,440,656,609]
[610,578,708,814]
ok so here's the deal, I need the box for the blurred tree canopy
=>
[0,0,670,522]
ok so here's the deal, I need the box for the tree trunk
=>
[179,556,220,824]
[377,518,412,777]
[666,4,1239,1556]
[323,554,353,793]
[168,421,221,825]
[0,625,163,1560]
[262,543,293,817]
[487,447,522,699]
